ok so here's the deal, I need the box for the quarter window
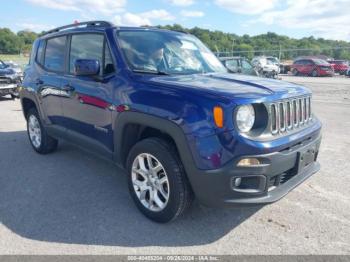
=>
[104,43,115,74]
[36,40,45,65]
[44,36,66,72]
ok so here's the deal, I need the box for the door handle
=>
[62,84,75,92]
[35,79,43,85]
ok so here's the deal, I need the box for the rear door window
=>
[225,59,239,72]
[44,36,67,72]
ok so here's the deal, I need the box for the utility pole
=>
[279,43,282,60]
[231,38,235,57]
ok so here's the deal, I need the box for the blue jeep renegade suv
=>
[20,21,322,222]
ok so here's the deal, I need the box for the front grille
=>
[269,96,312,135]
[0,77,12,85]
[268,168,297,191]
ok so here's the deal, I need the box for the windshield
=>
[314,59,329,65]
[0,60,7,69]
[117,30,227,75]
[267,57,279,64]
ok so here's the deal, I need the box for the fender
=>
[114,111,199,184]
[20,89,45,121]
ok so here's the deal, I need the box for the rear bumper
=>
[191,132,322,207]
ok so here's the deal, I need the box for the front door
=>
[61,33,116,153]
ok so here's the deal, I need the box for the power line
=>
[216,46,350,54]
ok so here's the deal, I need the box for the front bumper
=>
[192,132,322,207]
[0,84,19,97]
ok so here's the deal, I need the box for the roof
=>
[40,20,187,39]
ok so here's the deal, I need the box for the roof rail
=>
[42,20,114,36]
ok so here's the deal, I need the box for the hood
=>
[0,68,15,76]
[146,73,310,101]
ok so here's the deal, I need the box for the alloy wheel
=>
[28,114,42,148]
[131,153,170,212]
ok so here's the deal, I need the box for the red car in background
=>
[291,58,334,77]
[329,60,349,75]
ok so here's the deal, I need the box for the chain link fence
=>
[0,54,29,69]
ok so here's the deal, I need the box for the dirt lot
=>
[0,75,349,255]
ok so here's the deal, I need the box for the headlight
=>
[236,104,255,133]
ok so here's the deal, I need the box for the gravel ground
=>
[0,75,349,255]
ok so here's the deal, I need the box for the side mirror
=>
[74,59,100,76]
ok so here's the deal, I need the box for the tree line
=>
[0,28,38,54]
[158,24,350,60]
[1,25,350,60]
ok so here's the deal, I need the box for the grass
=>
[0,54,29,68]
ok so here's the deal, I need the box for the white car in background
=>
[251,56,280,78]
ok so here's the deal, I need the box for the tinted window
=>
[241,60,253,70]
[36,40,45,65]
[44,36,66,72]
[69,34,104,74]
[104,43,115,74]
[305,60,314,65]
[225,59,239,72]
[295,60,305,65]
[0,60,6,69]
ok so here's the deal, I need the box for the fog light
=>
[234,177,242,187]
[237,158,261,167]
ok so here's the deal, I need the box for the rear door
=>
[36,35,67,126]
[305,60,315,74]
[296,60,305,73]
[60,33,116,153]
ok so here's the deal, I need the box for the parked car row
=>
[291,58,334,77]
[220,55,350,78]
[219,56,280,78]
[0,59,22,98]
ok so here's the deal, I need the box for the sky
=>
[1,0,350,41]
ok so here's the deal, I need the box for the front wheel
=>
[26,108,58,154]
[311,69,318,77]
[126,138,193,223]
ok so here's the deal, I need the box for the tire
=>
[126,138,193,223]
[292,68,299,76]
[26,108,58,154]
[311,69,318,77]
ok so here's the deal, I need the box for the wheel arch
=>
[21,97,38,119]
[114,112,197,177]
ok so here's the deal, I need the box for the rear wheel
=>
[26,108,58,154]
[292,68,299,76]
[126,138,193,223]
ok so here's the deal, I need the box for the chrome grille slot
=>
[308,96,312,119]
[268,95,312,136]
[304,97,308,123]
[286,101,292,130]
[299,98,304,125]
[270,104,278,134]
[293,99,298,127]
[279,102,286,132]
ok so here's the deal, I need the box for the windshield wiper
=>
[132,69,170,75]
